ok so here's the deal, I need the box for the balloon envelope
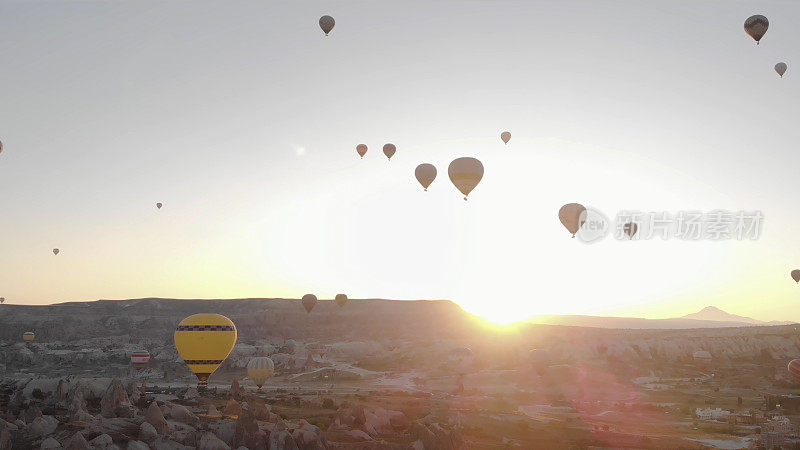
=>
[415,164,437,190]
[356,144,368,158]
[744,15,768,43]
[302,294,317,313]
[0,297,5,304]
[156,203,162,209]
[558,204,586,237]
[450,347,474,373]
[0,139,3,154]
[335,293,348,307]
[319,15,335,35]
[383,143,396,160]
[623,222,638,239]
[22,332,35,342]
[247,357,275,389]
[174,314,237,388]
[791,270,800,283]
[131,350,151,371]
[500,131,511,144]
[789,359,800,383]
[448,157,484,200]
[775,62,787,77]
[52,248,59,255]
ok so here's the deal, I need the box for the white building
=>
[765,416,793,434]
[695,407,730,421]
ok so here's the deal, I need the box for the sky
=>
[0,0,798,324]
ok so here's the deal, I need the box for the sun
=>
[458,301,532,326]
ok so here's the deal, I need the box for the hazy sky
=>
[0,1,798,323]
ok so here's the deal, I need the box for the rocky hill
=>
[2,298,800,369]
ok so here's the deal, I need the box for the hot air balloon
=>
[22,332,35,343]
[775,62,787,77]
[247,357,275,390]
[693,350,712,368]
[383,144,396,160]
[319,15,335,36]
[415,164,437,191]
[335,293,348,307]
[623,222,638,239]
[448,157,483,200]
[156,202,163,210]
[174,313,237,390]
[744,15,768,44]
[450,347,474,374]
[131,350,151,371]
[529,349,551,376]
[52,248,59,255]
[302,294,317,314]
[500,131,511,145]
[791,270,800,283]
[0,297,5,304]
[558,203,586,238]
[0,139,3,154]
[356,144,368,158]
[789,359,800,383]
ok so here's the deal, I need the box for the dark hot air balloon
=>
[744,15,768,44]
[319,16,335,36]
[302,294,317,314]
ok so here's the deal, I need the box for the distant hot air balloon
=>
[156,202,163,210]
[0,139,3,154]
[789,359,800,383]
[335,293,348,307]
[302,294,317,314]
[623,222,638,239]
[174,313,237,390]
[415,164,437,191]
[500,131,511,145]
[448,157,484,200]
[356,144,368,158]
[693,350,712,362]
[791,270,800,283]
[247,357,275,390]
[529,349,551,376]
[744,15,769,44]
[319,15,335,36]
[52,248,59,255]
[383,144,396,161]
[131,350,151,371]
[0,297,5,304]
[450,347,474,374]
[22,332,35,343]
[775,62,787,77]
[558,203,586,238]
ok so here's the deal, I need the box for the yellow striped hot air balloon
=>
[174,314,237,390]
[246,357,275,390]
[22,332,35,343]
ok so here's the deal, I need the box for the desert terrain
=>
[2,298,800,449]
